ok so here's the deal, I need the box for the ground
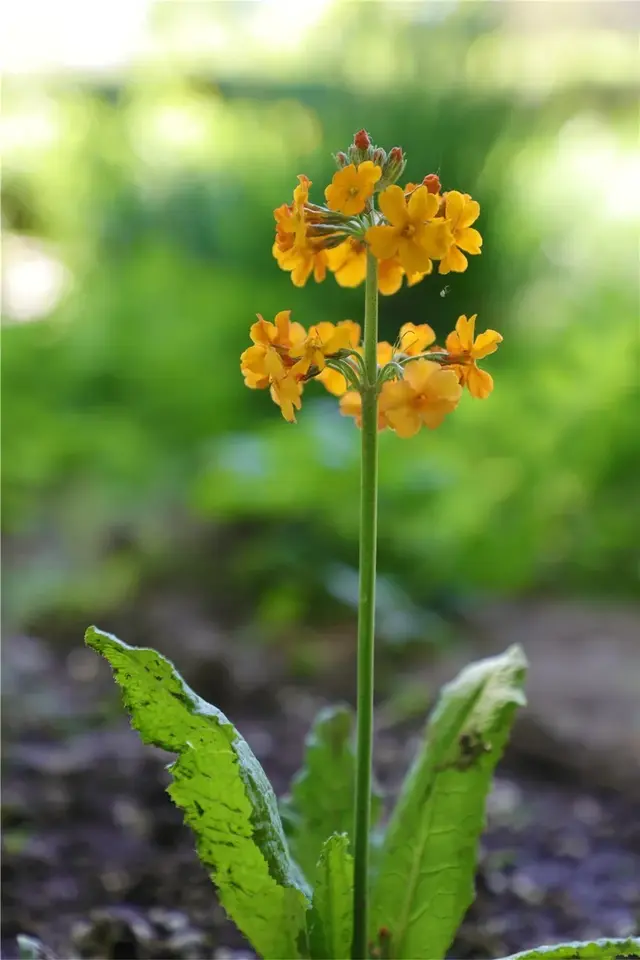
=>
[2,600,639,959]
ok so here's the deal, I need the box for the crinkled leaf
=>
[370,644,527,960]
[497,938,640,959]
[281,704,382,882]
[85,626,309,959]
[308,834,353,960]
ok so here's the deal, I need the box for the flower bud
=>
[372,147,387,166]
[423,173,441,194]
[354,128,371,151]
[378,146,406,189]
[348,129,374,165]
[334,151,349,169]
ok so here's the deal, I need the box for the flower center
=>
[401,223,416,239]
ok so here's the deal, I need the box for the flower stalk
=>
[352,249,379,959]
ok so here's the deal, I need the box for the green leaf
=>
[280,704,382,883]
[308,834,353,960]
[85,626,310,959]
[370,644,528,960]
[496,938,640,959]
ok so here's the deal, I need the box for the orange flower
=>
[378,257,405,296]
[315,321,361,396]
[270,373,303,423]
[398,322,436,356]
[290,320,360,379]
[378,359,462,437]
[326,240,413,297]
[374,324,435,370]
[273,241,330,287]
[325,161,382,216]
[273,176,333,287]
[365,185,452,274]
[339,391,390,431]
[326,239,367,288]
[445,314,502,398]
[240,311,307,421]
[438,191,482,274]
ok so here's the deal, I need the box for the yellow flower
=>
[273,240,329,287]
[398,322,436,356]
[326,240,414,297]
[445,314,502,399]
[339,390,390,431]
[438,191,482,275]
[315,321,361,396]
[378,359,462,437]
[270,373,303,423]
[273,176,332,287]
[379,257,406,295]
[325,161,382,216]
[240,311,307,421]
[274,175,311,247]
[365,185,452,274]
[290,320,360,379]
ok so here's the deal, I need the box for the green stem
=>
[352,250,379,960]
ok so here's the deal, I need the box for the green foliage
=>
[308,834,353,960]
[3,35,638,631]
[281,705,382,883]
[497,938,640,960]
[370,644,528,959]
[84,626,310,959]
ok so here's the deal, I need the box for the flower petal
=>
[335,248,367,288]
[366,224,399,261]
[439,245,468,274]
[456,227,483,255]
[445,330,463,355]
[444,190,465,228]
[458,198,480,229]
[466,365,494,399]
[428,368,463,403]
[358,160,383,184]
[250,316,275,345]
[274,310,292,342]
[455,314,476,352]
[376,341,394,365]
[378,185,407,227]
[418,401,453,430]
[386,406,422,438]
[398,238,432,274]
[399,322,436,355]
[317,367,347,396]
[407,185,438,222]
[420,220,454,260]
[339,390,363,423]
[403,358,439,393]
[473,328,502,359]
[378,258,404,295]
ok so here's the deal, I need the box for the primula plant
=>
[84,131,639,960]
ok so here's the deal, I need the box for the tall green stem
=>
[352,250,379,959]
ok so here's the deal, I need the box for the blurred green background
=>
[2,0,638,647]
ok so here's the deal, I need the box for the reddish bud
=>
[372,147,386,166]
[389,147,403,163]
[334,151,349,168]
[423,173,441,194]
[378,927,391,940]
[354,128,372,150]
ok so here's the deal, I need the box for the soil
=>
[2,603,640,960]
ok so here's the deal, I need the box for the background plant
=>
[2,3,638,635]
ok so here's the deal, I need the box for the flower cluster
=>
[271,130,481,294]
[242,130,501,436]
[242,312,501,431]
